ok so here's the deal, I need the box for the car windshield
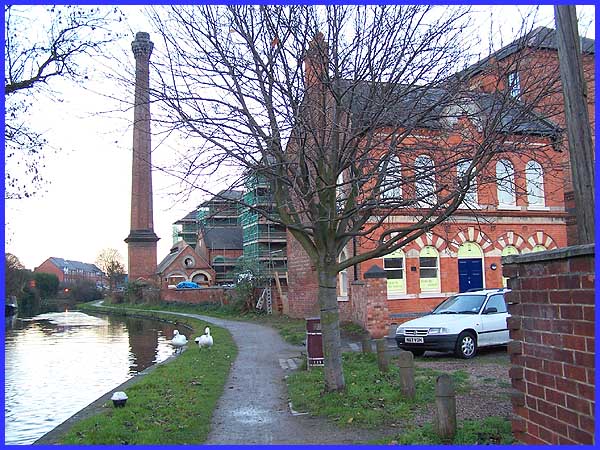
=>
[432,294,486,315]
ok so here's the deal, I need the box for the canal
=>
[4,309,182,445]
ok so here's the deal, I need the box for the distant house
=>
[35,257,105,287]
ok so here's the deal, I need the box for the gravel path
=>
[155,311,396,444]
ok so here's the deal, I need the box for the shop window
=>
[496,159,516,207]
[525,160,545,207]
[383,248,405,297]
[419,246,440,292]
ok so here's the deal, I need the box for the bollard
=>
[361,336,372,354]
[396,350,415,399]
[435,374,456,442]
[375,339,389,372]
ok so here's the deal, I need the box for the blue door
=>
[458,258,483,292]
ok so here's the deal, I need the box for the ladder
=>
[255,287,273,314]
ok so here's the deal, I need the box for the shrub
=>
[33,272,60,299]
[69,280,103,302]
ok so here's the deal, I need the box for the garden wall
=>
[503,244,595,445]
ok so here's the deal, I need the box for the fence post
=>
[435,374,456,442]
[376,339,389,372]
[361,335,372,354]
[396,350,415,399]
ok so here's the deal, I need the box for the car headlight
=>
[428,327,447,334]
[395,327,406,336]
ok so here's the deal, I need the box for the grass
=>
[379,417,515,445]
[88,300,308,346]
[59,306,237,444]
[286,352,470,429]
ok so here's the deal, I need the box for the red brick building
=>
[285,27,592,332]
[35,257,105,287]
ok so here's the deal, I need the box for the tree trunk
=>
[317,267,346,392]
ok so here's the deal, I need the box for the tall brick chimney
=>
[125,32,159,282]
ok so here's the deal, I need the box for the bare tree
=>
[4,5,124,200]
[147,5,562,391]
[95,248,126,290]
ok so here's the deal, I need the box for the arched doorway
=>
[457,242,484,292]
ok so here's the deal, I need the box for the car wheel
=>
[455,331,477,359]
[410,349,425,357]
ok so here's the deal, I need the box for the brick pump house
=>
[283,27,594,335]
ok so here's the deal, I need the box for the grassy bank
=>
[286,351,514,445]
[83,300,308,345]
[59,306,237,444]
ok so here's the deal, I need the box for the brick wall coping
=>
[502,243,594,265]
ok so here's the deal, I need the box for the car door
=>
[479,294,509,346]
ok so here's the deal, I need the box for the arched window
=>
[501,245,519,287]
[419,246,440,293]
[532,245,546,253]
[415,155,436,207]
[384,249,405,298]
[381,156,402,200]
[496,160,516,207]
[525,160,545,207]
[457,159,478,208]
[338,249,349,300]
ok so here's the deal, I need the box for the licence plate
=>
[405,337,424,344]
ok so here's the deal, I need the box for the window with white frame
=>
[338,249,349,300]
[419,246,440,292]
[457,159,478,208]
[525,160,545,207]
[496,159,516,207]
[381,155,402,200]
[415,155,436,207]
[508,71,521,98]
[383,249,405,297]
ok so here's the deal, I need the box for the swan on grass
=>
[171,329,188,354]
[195,327,214,349]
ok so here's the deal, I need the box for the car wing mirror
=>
[484,307,498,314]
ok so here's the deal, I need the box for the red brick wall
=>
[128,242,158,282]
[160,287,227,305]
[35,260,64,283]
[286,232,320,318]
[503,244,595,445]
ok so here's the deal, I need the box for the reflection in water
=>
[4,310,181,445]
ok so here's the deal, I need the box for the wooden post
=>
[435,374,456,442]
[376,339,388,372]
[554,6,595,244]
[396,350,415,399]
[361,335,372,353]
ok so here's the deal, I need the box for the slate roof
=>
[200,190,244,207]
[49,257,103,275]
[337,79,559,137]
[457,26,595,79]
[202,226,243,250]
[156,241,185,274]
[175,209,198,225]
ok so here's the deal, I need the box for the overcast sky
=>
[4,5,595,271]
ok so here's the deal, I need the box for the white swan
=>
[171,329,188,354]
[195,327,214,349]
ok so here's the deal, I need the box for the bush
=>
[69,280,103,302]
[18,286,41,316]
[34,272,60,299]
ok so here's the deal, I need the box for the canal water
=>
[4,310,183,445]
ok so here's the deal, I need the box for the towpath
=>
[150,310,389,444]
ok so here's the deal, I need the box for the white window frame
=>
[419,246,441,293]
[381,156,402,200]
[525,160,546,208]
[457,159,478,208]
[496,159,516,207]
[508,71,521,98]
[415,155,436,207]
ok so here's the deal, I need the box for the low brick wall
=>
[348,265,390,338]
[503,244,595,445]
[160,287,227,305]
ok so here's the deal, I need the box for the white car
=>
[395,288,510,359]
